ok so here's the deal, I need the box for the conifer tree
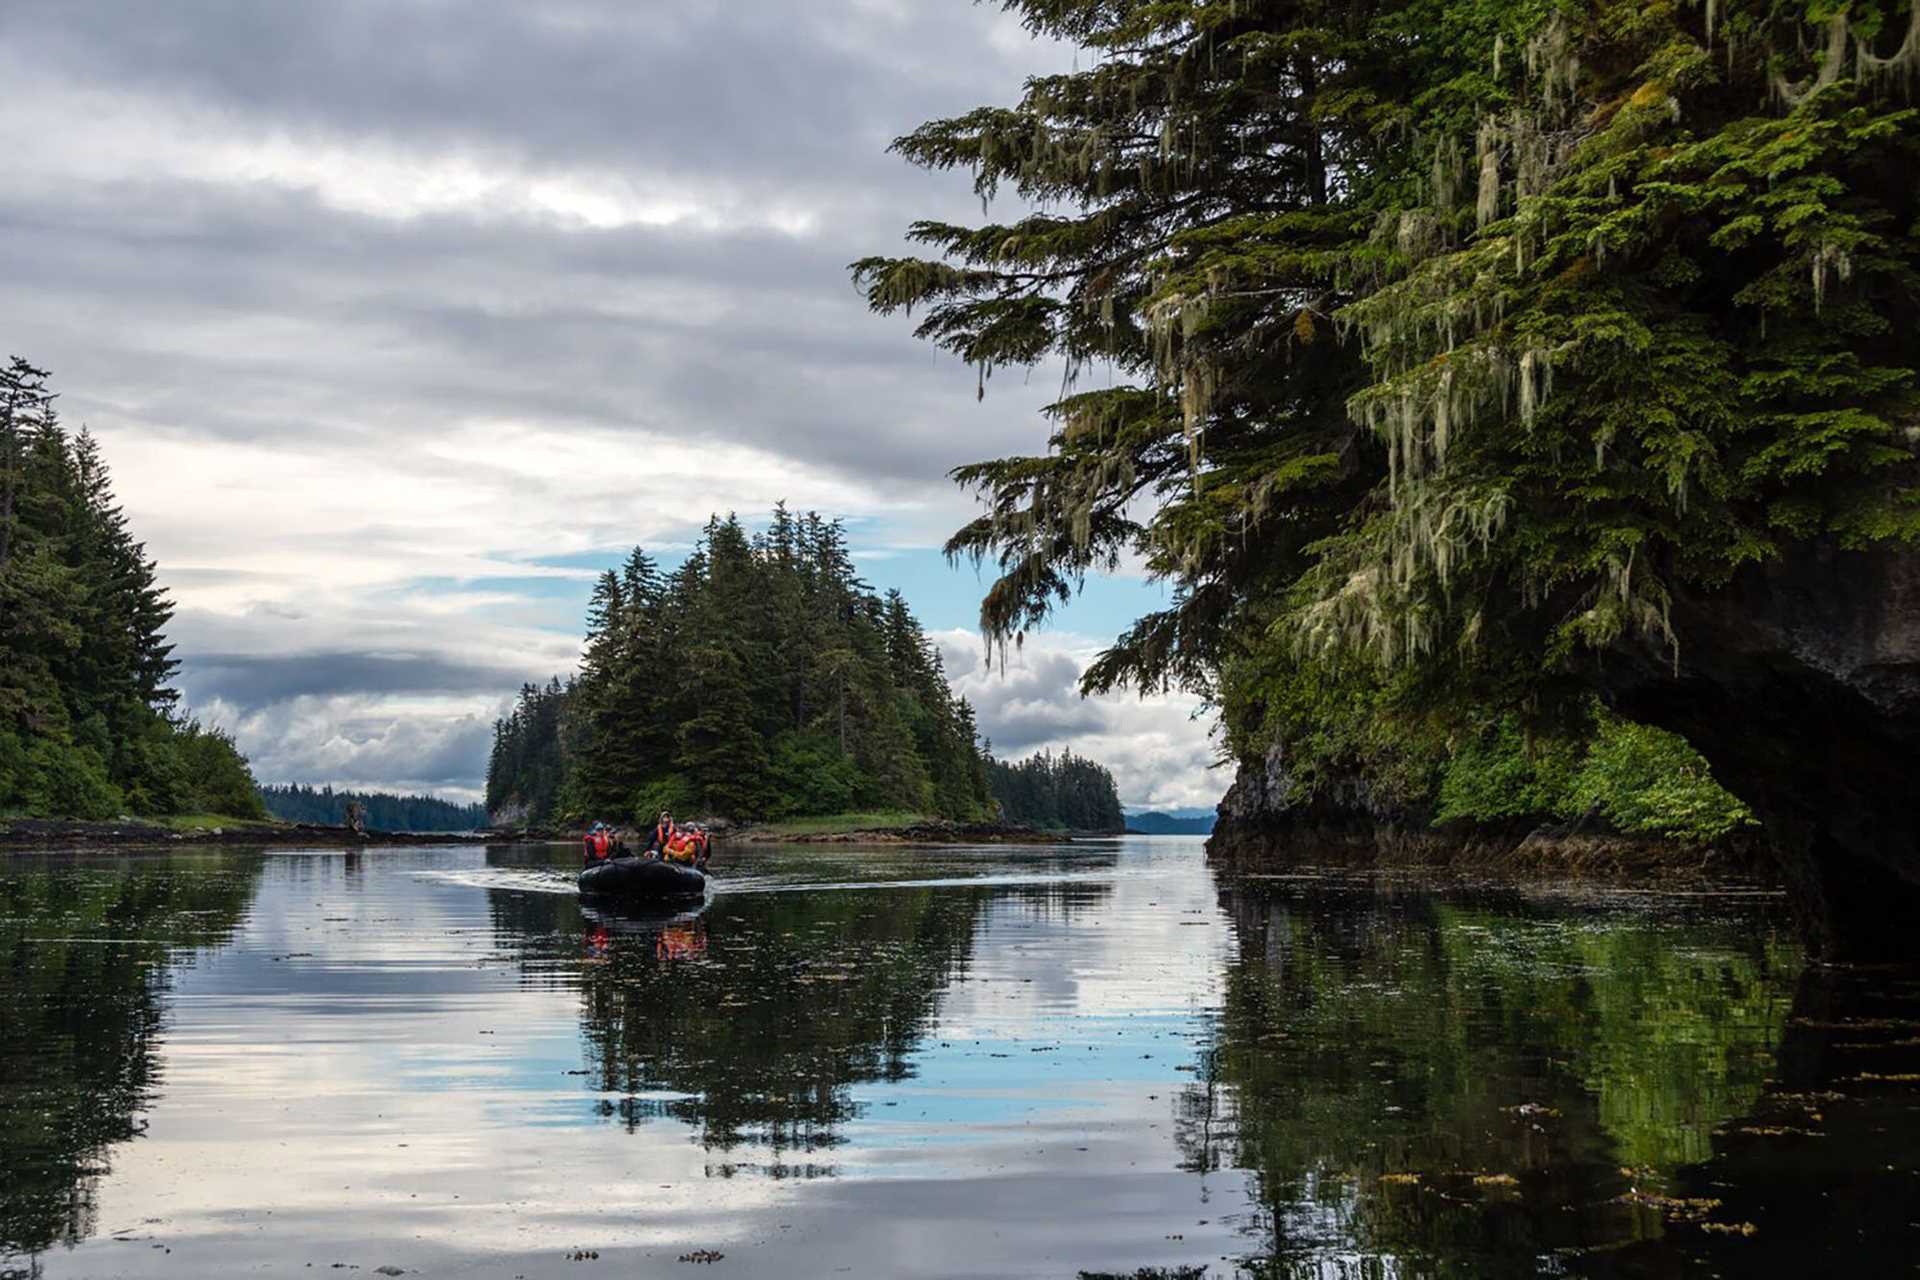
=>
[484,507,1060,825]
[0,360,261,819]
[857,0,1919,831]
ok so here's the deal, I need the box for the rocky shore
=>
[738,817,1095,845]
[1207,741,1774,887]
[0,817,497,851]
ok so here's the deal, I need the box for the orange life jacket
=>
[590,830,610,859]
[664,833,695,863]
[654,820,676,850]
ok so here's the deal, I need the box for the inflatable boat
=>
[578,856,708,905]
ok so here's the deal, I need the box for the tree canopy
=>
[486,508,998,826]
[856,0,1919,813]
[256,784,488,832]
[0,359,263,820]
[986,746,1126,831]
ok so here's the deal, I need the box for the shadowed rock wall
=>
[1209,542,1920,959]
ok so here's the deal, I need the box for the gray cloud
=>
[177,651,536,712]
[228,697,500,796]
[1,0,1024,186]
[938,634,1225,811]
[0,1,1224,804]
[948,648,1110,754]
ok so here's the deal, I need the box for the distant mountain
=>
[1124,809,1216,835]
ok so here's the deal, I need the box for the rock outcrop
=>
[1208,738,1415,866]
[1598,542,1920,959]
[1209,542,1920,958]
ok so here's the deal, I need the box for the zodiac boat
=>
[577,856,708,904]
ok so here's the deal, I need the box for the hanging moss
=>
[854,0,1920,803]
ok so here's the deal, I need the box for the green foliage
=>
[986,746,1126,831]
[167,721,266,820]
[17,738,123,820]
[1434,719,1579,825]
[0,359,263,820]
[860,0,1920,841]
[631,774,698,827]
[1427,707,1753,842]
[1570,715,1757,841]
[487,509,1001,824]
[766,733,862,818]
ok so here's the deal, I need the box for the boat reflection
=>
[578,901,710,964]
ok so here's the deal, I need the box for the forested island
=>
[1,360,263,823]
[985,748,1124,832]
[857,0,1920,952]
[487,508,1007,828]
[257,784,488,833]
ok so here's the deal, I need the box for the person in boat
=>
[645,809,678,858]
[661,825,702,866]
[583,821,615,865]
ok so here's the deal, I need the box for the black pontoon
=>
[578,856,708,904]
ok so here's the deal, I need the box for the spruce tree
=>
[484,507,1041,824]
[0,361,260,818]
[857,0,1919,830]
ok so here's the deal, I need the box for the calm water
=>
[2,838,1916,1278]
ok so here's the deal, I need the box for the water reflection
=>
[1182,879,1920,1276]
[488,862,1105,1175]
[2,841,1915,1277]
[0,852,262,1262]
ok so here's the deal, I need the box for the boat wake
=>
[409,867,581,895]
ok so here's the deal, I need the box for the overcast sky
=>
[0,0,1221,812]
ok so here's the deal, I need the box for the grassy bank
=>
[745,810,932,839]
[736,811,1062,845]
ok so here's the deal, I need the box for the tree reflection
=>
[490,871,1114,1178]
[0,851,262,1265]
[1183,882,1802,1276]
[589,888,995,1173]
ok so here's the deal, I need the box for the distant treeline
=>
[486,508,995,826]
[257,784,488,832]
[0,359,262,820]
[986,747,1124,832]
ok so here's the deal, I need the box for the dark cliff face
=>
[1210,542,1920,958]
[1210,738,1416,865]
[1598,543,1920,959]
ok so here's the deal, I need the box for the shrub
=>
[177,722,268,819]
[631,774,698,826]
[1570,716,1756,843]
[22,738,125,819]
[766,731,866,817]
[1434,719,1579,825]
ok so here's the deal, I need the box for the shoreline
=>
[1206,820,1778,889]
[735,818,1115,845]
[0,815,1124,853]
[0,817,499,851]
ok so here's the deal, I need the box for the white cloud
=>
[0,0,1221,808]
[938,631,1223,812]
